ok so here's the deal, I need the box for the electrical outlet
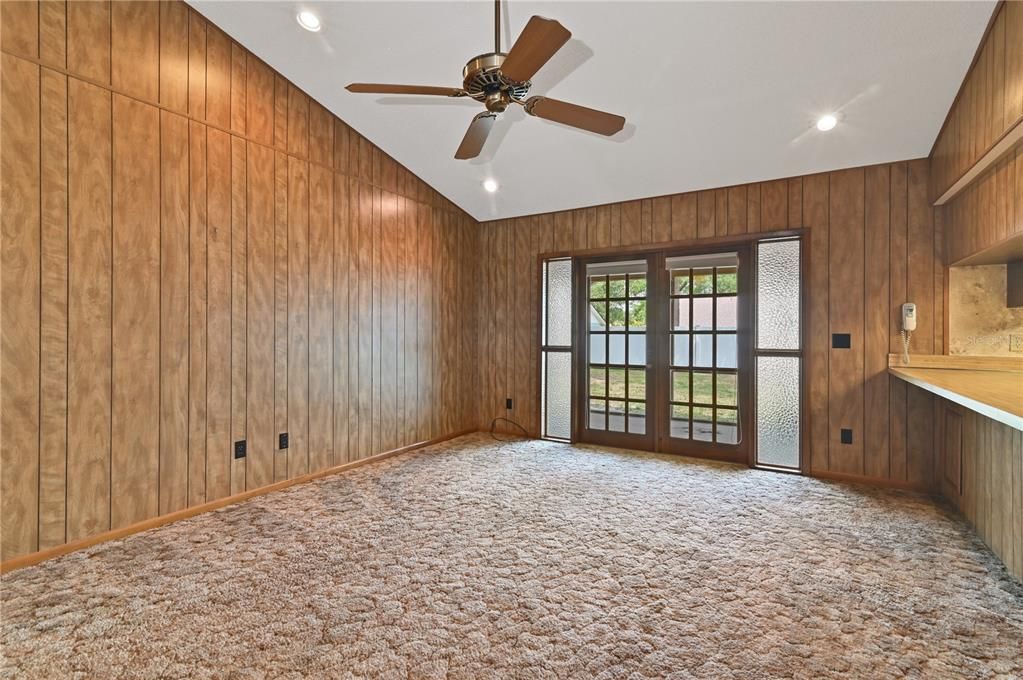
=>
[506,397,513,410]
[234,440,247,459]
[1010,335,1023,353]
[840,429,853,445]
[279,432,289,450]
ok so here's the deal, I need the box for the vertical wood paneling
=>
[66,78,112,542]
[827,168,865,475]
[1,0,39,59]
[273,151,289,481]
[334,176,351,461]
[760,180,787,230]
[159,111,190,515]
[863,165,891,480]
[159,0,188,113]
[205,128,232,501]
[67,1,110,85]
[38,67,68,549]
[803,174,830,474]
[697,191,715,239]
[308,164,334,470]
[246,142,275,490]
[287,157,310,475]
[230,136,247,496]
[2,1,482,561]
[1,55,41,559]
[111,95,160,529]
[111,1,159,102]
[672,193,697,242]
[39,0,67,70]
[187,121,208,507]
[205,26,231,129]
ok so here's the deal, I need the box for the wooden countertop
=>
[888,366,1023,431]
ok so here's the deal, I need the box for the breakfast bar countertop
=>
[888,363,1023,431]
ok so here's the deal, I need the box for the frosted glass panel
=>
[546,259,572,347]
[756,356,800,468]
[544,352,572,439]
[757,240,800,350]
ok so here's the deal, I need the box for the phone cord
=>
[900,329,912,365]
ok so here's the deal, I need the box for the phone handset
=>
[900,303,916,364]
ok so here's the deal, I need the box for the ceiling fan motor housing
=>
[462,52,531,112]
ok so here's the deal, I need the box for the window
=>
[541,258,572,440]
[753,238,802,469]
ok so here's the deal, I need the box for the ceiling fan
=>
[345,0,626,160]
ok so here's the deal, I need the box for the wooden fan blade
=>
[454,112,497,160]
[346,83,466,97]
[524,96,625,136]
[500,16,571,83]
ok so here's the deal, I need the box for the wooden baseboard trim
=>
[0,428,477,575]
[809,469,934,493]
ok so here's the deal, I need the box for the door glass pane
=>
[627,369,646,400]
[608,368,625,399]
[716,334,737,369]
[692,407,713,441]
[608,276,626,298]
[716,296,737,330]
[627,300,647,329]
[671,269,690,294]
[590,334,606,364]
[756,356,800,468]
[609,334,625,364]
[590,302,607,330]
[589,275,607,299]
[670,404,690,438]
[545,259,572,346]
[589,366,606,397]
[671,370,689,402]
[671,335,690,367]
[544,351,571,439]
[608,400,626,432]
[693,335,713,367]
[628,402,646,434]
[692,298,713,330]
[717,266,738,294]
[671,298,690,330]
[589,399,606,430]
[716,373,737,406]
[757,239,800,350]
[627,335,646,366]
[628,275,647,298]
[716,408,738,444]
[692,372,713,405]
[608,301,626,329]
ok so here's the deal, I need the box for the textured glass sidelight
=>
[756,356,800,468]
[545,259,573,347]
[756,239,800,350]
[544,351,572,439]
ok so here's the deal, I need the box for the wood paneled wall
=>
[0,0,479,560]
[938,401,1023,581]
[477,161,944,488]
[930,1,1023,203]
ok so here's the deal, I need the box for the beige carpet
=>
[2,434,1021,679]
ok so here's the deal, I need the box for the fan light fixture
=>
[483,178,499,193]
[297,10,321,32]
[816,114,838,132]
[344,0,627,161]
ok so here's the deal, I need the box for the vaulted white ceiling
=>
[192,1,993,222]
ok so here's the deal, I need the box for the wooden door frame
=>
[535,228,809,472]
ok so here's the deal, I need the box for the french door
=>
[573,247,752,463]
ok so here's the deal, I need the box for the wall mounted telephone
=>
[900,303,916,364]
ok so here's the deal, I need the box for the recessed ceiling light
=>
[296,10,321,32]
[482,178,499,193]
[816,114,838,132]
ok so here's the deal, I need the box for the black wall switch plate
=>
[832,333,851,349]
[840,428,853,444]
[279,432,289,450]
[234,440,247,459]
[506,397,513,410]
